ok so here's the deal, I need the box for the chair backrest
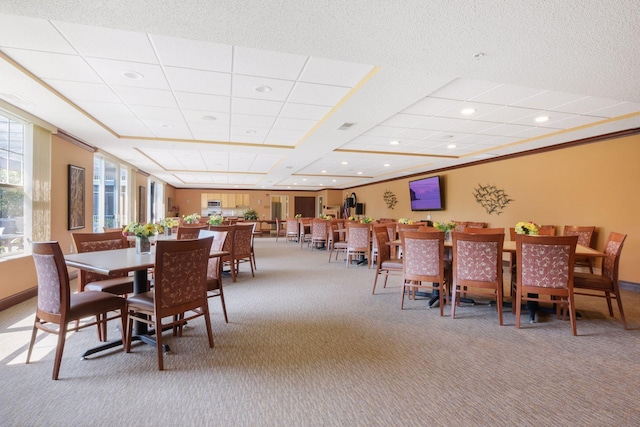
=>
[516,234,577,290]
[453,231,504,283]
[203,231,227,290]
[103,227,124,233]
[285,219,299,235]
[71,231,129,289]
[401,230,445,283]
[233,223,254,257]
[373,225,392,263]
[153,237,213,315]
[397,224,421,234]
[601,232,626,282]
[563,225,595,247]
[346,222,370,251]
[311,218,328,239]
[538,225,556,236]
[177,224,208,240]
[462,227,505,234]
[32,241,70,318]
[209,225,235,259]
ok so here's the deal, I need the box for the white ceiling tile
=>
[545,115,606,129]
[587,102,640,118]
[54,20,158,63]
[509,110,576,127]
[403,97,462,116]
[73,101,134,119]
[470,84,544,105]
[0,15,75,53]
[86,58,168,88]
[230,114,276,128]
[363,126,405,137]
[188,124,230,141]
[232,75,295,102]
[455,133,502,145]
[437,102,505,119]
[228,133,267,144]
[288,82,350,106]
[263,136,298,146]
[3,48,102,82]
[107,118,153,136]
[112,86,177,107]
[394,128,439,140]
[44,79,120,103]
[551,96,630,115]
[512,90,586,110]
[279,103,330,120]
[232,98,283,116]
[149,124,193,139]
[266,129,307,140]
[183,110,230,124]
[429,79,501,100]
[233,46,307,80]
[477,123,535,136]
[380,114,429,128]
[504,126,558,138]
[273,117,316,132]
[151,34,232,72]
[299,57,374,87]
[412,116,472,131]
[130,105,183,121]
[175,92,230,112]
[475,106,539,123]
[449,119,502,133]
[165,66,231,96]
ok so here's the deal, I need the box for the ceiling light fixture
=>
[254,85,272,93]
[447,144,457,149]
[122,71,144,80]
[535,115,550,123]
[321,170,327,173]
[357,171,363,175]
[461,107,476,115]
[390,140,400,145]
[201,115,217,121]
[383,163,390,167]
[341,161,348,165]
[245,130,257,135]
[473,52,485,60]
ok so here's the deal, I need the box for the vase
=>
[136,236,151,254]
[164,227,172,237]
[445,230,452,242]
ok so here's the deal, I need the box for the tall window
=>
[93,155,129,231]
[0,113,26,257]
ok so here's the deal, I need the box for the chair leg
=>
[26,316,39,364]
[203,303,215,348]
[125,311,134,353]
[515,288,523,329]
[52,323,68,380]
[615,293,628,330]
[605,291,614,316]
[451,286,458,319]
[568,294,577,336]
[155,317,164,371]
[219,290,229,323]
[119,309,127,350]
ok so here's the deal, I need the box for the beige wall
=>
[348,135,640,283]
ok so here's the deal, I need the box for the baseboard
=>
[620,281,640,293]
[0,287,37,311]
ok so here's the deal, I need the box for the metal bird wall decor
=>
[473,184,513,215]
[383,190,397,209]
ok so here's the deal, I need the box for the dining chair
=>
[451,231,504,324]
[371,225,403,294]
[537,225,556,236]
[210,224,237,282]
[400,230,447,316]
[310,218,328,250]
[125,236,214,371]
[177,224,208,240]
[232,223,255,278]
[345,222,371,267]
[199,229,229,323]
[328,219,348,262]
[462,227,505,234]
[371,222,397,267]
[515,234,578,335]
[299,218,312,248]
[71,231,134,341]
[573,232,627,329]
[28,241,127,380]
[285,219,299,242]
[275,218,287,242]
[563,225,596,273]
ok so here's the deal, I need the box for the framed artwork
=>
[138,186,146,223]
[68,164,85,230]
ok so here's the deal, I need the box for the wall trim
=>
[56,129,97,152]
[0,287,36,311]
[619,281,640,293]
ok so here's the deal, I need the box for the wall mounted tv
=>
[409,175,444,211]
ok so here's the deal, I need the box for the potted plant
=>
[244,208,259,220]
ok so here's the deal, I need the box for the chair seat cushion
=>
[85,276,134,295]
[381,259,403,269]
[333,242,348,249]
[573,272,613,291]
[69,291,126,320]
[127,290,155,310]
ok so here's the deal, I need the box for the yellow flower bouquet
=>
[433,221,456,232]
[515,221,539,235]
[398,218,413,225]
[183,213,201,224]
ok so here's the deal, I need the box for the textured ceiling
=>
[0,1,639,190]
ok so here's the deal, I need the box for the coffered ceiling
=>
[1,1,639,190]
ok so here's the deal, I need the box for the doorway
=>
[294,196,315,218]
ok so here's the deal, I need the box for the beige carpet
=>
[1,238,640,426]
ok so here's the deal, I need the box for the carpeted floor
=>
[1,237,639,426]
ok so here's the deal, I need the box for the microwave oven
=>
[207,200,222,208]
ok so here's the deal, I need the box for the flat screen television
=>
[409,175,444,211]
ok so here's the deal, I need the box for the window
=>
[0,114,26,257]
[93,155,129,231]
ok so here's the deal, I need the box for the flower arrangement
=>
[294,213,302,219]
[433,221,456,232]
[244,208,259,220]
[360,216,374,224]
[348,215,357,221]
[398,218,413,224]
[123,221,159,238]
[207,214,224,226]
[320,214,332,220]
[515,221,539,235]
[159,218,177,229]
[183,213,201,224]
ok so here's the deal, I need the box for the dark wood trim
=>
[620,281,640,293]
[0,287,37,311]
[341,127,640,190]
[56,129,97,152]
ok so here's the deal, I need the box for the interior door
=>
[294,196,315,218]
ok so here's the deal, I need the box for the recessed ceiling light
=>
[246,130,257,135]
[442,134,454,139]
[201,115,217,121]
[390,140,400,145]
[341,161,348,165]
[161,124,174,128]
[254,85,272,93]
[287,186,291,189]
[357,171,363,175]
[122,71,144,80]
[302,178,307,182]
[332,179,337,182]
[535,115,550,123]
[321,170,327,173]
[447,144,457,149]
[461,107,476,115]
[383,163,390,167]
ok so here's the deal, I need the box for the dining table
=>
[65,245,228,358]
